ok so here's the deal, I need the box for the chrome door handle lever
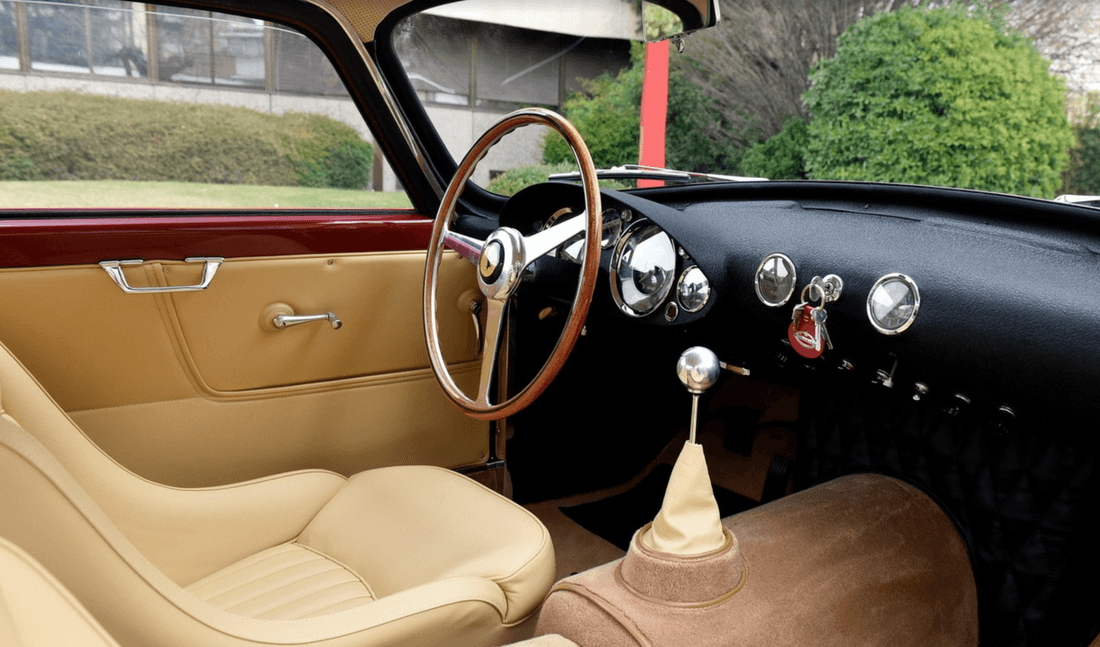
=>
[100,257,223,294]
[273,312,343,330]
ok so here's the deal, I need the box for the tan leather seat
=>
[0,341,554,647]
[0,537,122,647]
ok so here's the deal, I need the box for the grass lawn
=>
[0,180,413,210]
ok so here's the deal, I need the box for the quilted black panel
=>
[796,372,1099,647]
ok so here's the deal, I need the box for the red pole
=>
[638,39,670,188]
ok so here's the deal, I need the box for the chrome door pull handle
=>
[100,257,223,294]
[273,312,343,330]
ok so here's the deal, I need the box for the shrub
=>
[0,91,371,188]
[739,117,808,179]
[0,156,40,181]
[486,161,631,196]
[488,162,576,196]
[665,69,745,175]
[297,140,374,189]
[544,42,746,174]
[543,53,642,169]
[803,5,1073,198]
[1063,127,1100,195]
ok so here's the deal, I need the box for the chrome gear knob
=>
[676,346,721,395]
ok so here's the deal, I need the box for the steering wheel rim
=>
[424,108,602,421]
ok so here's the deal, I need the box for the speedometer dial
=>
[610,220,677,317]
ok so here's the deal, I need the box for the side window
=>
[392,3,632,193]
[0,0,409,208]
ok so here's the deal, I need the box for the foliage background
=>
[542,43,744,174]
[0,91,373,189]
[1062,92,1100,195]
[801,5,1072,197]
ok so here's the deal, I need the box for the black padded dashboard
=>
[599,181,1100,430]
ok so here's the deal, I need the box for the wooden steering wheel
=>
[423,108,602,421]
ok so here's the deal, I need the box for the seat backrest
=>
[0,341,345,584]
[0,536,122,647]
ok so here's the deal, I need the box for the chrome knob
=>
[676,346,721,395]
[677,346,720,445]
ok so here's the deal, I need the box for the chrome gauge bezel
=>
[609,218,678,318]
[866,273,921,335]
[754,253,797,307]
[676,265,710,313]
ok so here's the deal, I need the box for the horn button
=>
[476,228,526,300]
[479,240,505,283]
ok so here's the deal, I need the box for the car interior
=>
[0,0,1097,645]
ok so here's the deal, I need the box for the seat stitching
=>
[295,594,376,619]
[224,572,369,617]
[205,561,355,607]
[295,542,377,600]
[257,582,373,620]
[187,544,302,591]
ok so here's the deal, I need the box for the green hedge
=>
[485,161,632,197]
[740,117,808,180]
[1063,127,1100,195]
[803,5,1072,198]
[0,91,372,189]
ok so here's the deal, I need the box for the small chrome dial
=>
[755,253,797,307]
[677,265,711,313]
[867,273,920,334]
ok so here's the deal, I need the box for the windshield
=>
[389,0,1099,199]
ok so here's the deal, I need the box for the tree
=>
[996,0,1100,95]
[803,5,1073,197]
[669,0,911,153]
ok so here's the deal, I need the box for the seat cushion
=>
[187,543,375,620]
[297,465,555,625]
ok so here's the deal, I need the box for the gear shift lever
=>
[676,346,720,444]
[636,346,729,555]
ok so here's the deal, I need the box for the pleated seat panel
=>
[186,543,376,620]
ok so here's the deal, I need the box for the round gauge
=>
[610,220,677,317]
[677,265,711,313]
[867,273,920,334]
[754,253,796,307]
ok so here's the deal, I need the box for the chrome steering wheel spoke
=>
[520,211,587,266]
[444,229,484,266]
[473,297,507,406]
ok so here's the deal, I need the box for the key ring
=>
[800,282,826,306]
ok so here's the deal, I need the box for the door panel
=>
[0,245,488,487]
[167,252,476,392]
[69,364,484,488]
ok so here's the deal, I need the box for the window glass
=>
[0,0,409,209]
[1,2,20,70]
[393,0,632,190]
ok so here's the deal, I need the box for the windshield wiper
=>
[548,164,767,185]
